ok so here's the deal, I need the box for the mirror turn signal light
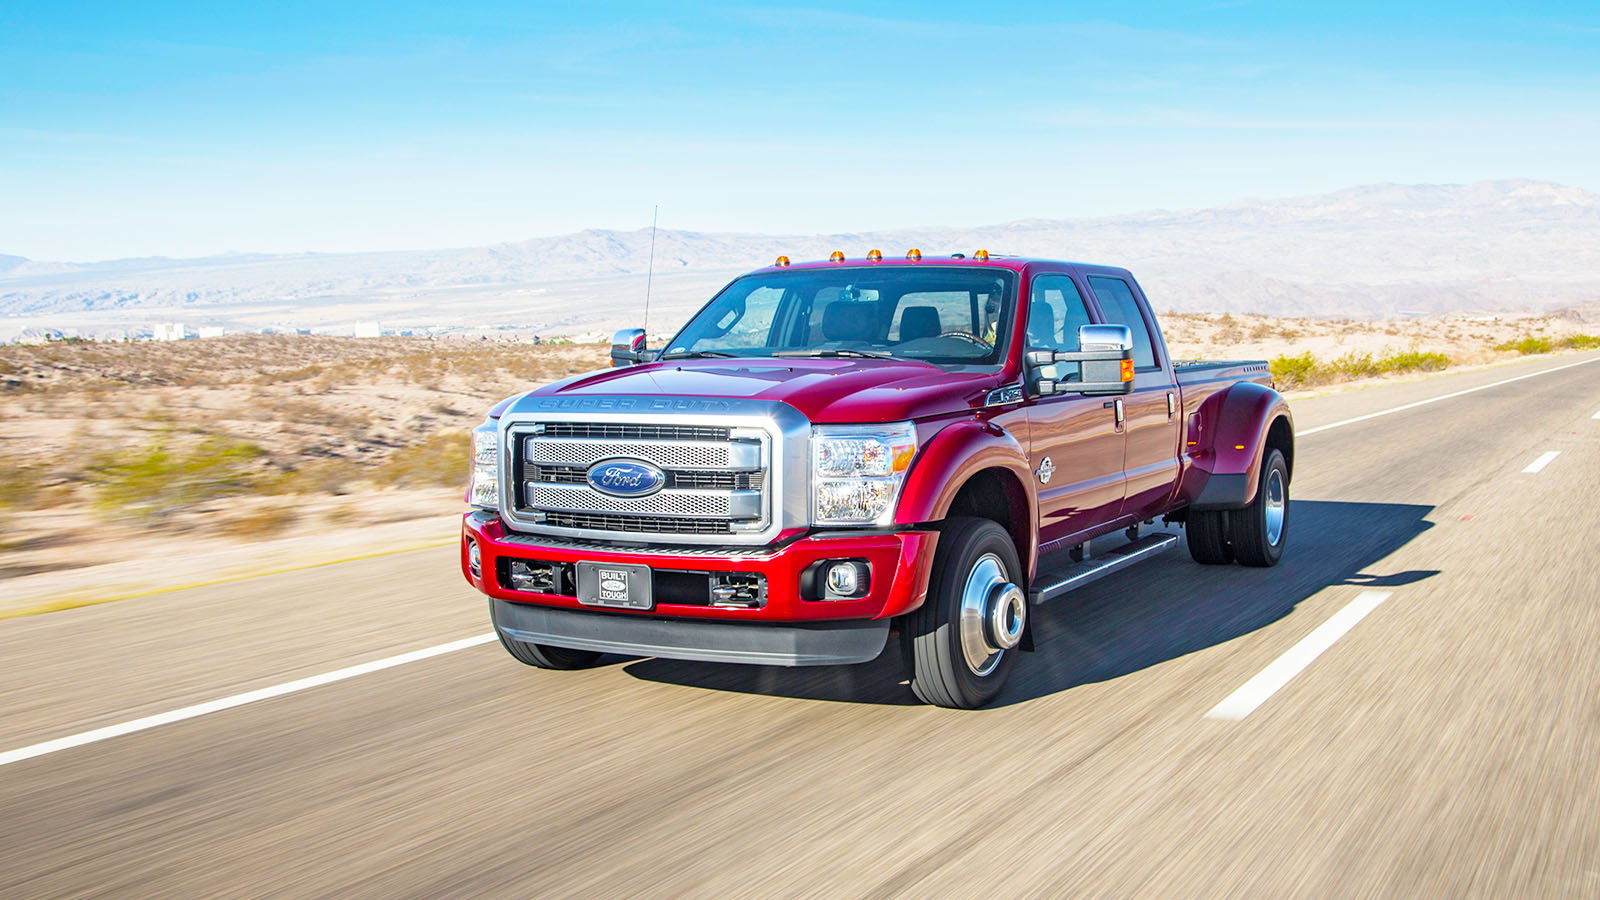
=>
[774,255,791,267]
[906,248,922,260]
[829,250,845,262]
[1121,359,1135,381]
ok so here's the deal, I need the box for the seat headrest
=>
[1028,299,1058,346]
[821,301,879,343]
[898,305,942,342]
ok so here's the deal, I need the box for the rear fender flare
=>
[1180,382,1293,510]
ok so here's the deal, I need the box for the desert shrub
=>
[261,457,370,496]
[1269,352,1318,387]
[89,432,266,519]
[374,431,469,489]
[1559,333,1600,350]
[0,458,53,508]
[1379,350,1450,373]
[217,502,298,538]
[1495,336,1552,355]
[1270,349,1451,389]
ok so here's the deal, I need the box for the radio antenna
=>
[643,204,659,341]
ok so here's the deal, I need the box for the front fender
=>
[895,419,1038,573]
[1178,382,1293,510]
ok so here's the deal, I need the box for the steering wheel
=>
[937,331,993,351]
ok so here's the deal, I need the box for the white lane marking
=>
[1300,355,1600,436]
[1206,591,1392,721]
[0,633,497,768]
[1522,451,1561,474]
[1592,410,1600,420]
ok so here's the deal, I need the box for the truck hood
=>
[515,358,1000,423]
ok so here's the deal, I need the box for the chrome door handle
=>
[1166,392,1176,420]
[1103,399,1126,428]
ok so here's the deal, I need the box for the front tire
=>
[490,601,602,669]
[1230,448,1289,567]
[904,517,1026,709]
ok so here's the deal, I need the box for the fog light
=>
[467,539,481,578]
[812,559,870,601]
[826,562,860,595]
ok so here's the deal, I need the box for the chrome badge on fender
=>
[586,459,667,497]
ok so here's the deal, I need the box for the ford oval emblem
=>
[586,459,666,497]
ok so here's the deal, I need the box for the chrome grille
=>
[528,437,730,469]
[510,419,772,542]
[542,511,733,535]
[531,464,763,491]
[529,484,742,517]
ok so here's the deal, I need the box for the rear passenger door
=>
[1023,273,1126,547]
[1086,274,1181,520]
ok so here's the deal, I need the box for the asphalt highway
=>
[2,352,1597,897]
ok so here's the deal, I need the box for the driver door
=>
[1023,273,1126,548]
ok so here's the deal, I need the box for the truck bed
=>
[1173,359,1272,388]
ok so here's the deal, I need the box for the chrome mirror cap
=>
[610,328,648,367]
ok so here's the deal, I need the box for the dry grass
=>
[0,336,605,533]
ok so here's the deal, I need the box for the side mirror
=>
[610,328,651,367]
[1027,324,1136,396]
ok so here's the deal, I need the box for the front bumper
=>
[462,512,937,624]
[490,599,891,666]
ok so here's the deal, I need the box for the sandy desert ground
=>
[1,309,1595,614]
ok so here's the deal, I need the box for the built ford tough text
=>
[461,251,1294,708]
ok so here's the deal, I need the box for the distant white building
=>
[196,326,226,338]
[152,322,187,341]
[352,321,382,338]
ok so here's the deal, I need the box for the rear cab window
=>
[1087,275,1160,371]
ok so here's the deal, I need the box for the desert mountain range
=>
[3,179,1597,341]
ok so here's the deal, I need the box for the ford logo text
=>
[586,459,666,497]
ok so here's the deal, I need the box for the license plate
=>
[576,562,653,611]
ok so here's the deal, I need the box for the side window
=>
[1087,275,1158,370]
[1026,274,1092,352]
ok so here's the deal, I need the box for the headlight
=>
[811,422,917,525]
[469,421,499,509]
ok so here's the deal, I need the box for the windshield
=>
[663,266,1016,370]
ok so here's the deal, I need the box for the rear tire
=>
[1230,448,1289,568]
[1186,509,1233,565]
[903,517,1025,709]
[490,601,603,670]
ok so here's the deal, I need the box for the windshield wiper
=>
[657,350,740,360]
[771,348,896,360]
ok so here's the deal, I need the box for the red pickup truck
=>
[461,252,1293,708]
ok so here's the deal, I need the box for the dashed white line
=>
[1522,451,1561,474]
[1206,591,1393,721]
[0,633,497,768]
[1300,355,1600,436]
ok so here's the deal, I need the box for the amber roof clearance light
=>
[866,249,883,261]
[906,248,922,260]
[829,250,845,262]
[774,255,791,267]
[974,249,990,260]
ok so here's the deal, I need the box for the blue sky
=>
[3,1,1597,260]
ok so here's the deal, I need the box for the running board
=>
[1029,533,1179,605]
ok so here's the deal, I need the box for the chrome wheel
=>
[1264,467,1286,546]
[958,552,1025,677]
